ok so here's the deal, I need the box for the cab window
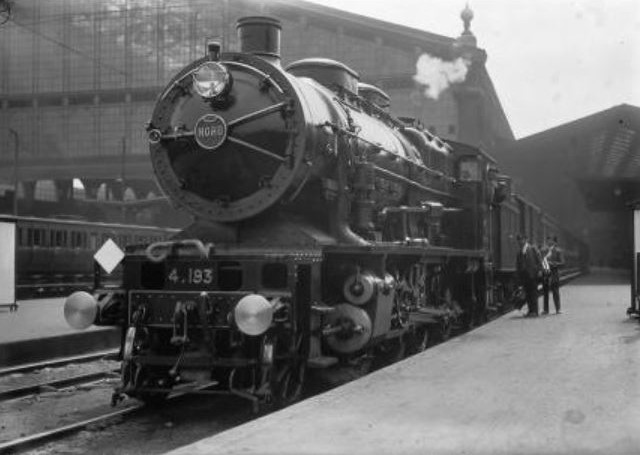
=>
[458,158,481,182]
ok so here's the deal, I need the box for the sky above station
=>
[304,0,640,139]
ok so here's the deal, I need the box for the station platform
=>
[168,270,640,455]
[0,297,119,367]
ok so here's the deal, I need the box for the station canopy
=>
[497,104,640,212]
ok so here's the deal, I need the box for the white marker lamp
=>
[64,291,98,330]
[234,294,274,336]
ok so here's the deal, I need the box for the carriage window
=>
[90,233,98,250]
[33,229,41,246]
[27,228,33,246]
[262,263,288,289]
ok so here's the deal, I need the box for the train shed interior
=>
[495,104,640,268]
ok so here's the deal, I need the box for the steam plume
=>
[413,53,470,100]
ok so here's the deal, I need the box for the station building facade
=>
[0,0,513,225]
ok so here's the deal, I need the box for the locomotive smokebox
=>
[236,16,282,66]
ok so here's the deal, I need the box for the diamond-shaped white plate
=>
[94,238,125,274]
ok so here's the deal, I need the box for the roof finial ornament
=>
[455,3,478,51]
[461,3,474,35]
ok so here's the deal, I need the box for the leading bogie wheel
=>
[269,331,308,406]
[122,362,170,406]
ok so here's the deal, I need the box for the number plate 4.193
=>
[165,263,215,288]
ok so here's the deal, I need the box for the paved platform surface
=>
[0,298,119,367]
[168,271,640,455]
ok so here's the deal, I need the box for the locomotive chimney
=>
[236,16,282,66]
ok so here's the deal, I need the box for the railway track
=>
[0,379,233,453]
[0,349,118,377]
[0,351,124,453]
[0,404,143,453]
[0,370,118,402]
[0,386,261,455]
[0,352,232,455]
[0,350,120,403]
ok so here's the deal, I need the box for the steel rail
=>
[0,381,222,453]
[0,404,143,453]
[0,349,119,377]
[0,370,118,401]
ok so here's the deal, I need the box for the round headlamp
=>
[64,291,98,330]
[234,294,274,336]
[192,62,230,98]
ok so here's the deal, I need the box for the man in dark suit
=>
[542,236,565,314]
[516,234,543,317]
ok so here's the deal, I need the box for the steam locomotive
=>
[64,17,587,408]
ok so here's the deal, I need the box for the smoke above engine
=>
[413,53,470,100]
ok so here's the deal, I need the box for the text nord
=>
[198,125,224,137]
